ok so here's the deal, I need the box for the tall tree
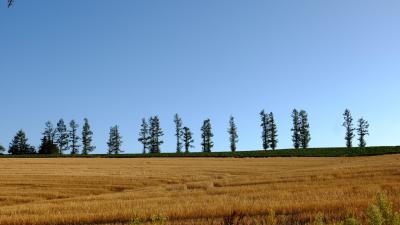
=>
[8,130,35,155]
[299,110,311,149]
[174,114,183,153]
[7,0,13,7]
[81,118,95,155]
[0,144,5,154]
[138,118,149,154]
[69,120,80,154]
[260,110,270,150]
[148,116,164,153]
[43,121,56,143]
[268,112,278,150]
[228,116,238,152]
[291,109,301,149]
[55,119,69,154]
[342,109,355,148]
[107,125,123,154]
[183,127,194,153]
[357,118,369,148]
[201,119,214,152]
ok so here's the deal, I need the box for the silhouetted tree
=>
[357,118,369,148]
[260,110,270,150]
[342,109,355,148]
[138,118,149,154]
[69,120,80,154]
[7,0,13,7]
[148,116,163,153]
[55,119,69,154]
[38,136,59,155]
[0,144,5,154]
[183,127,194,153]
[291,109,301,149]
[228,116,238,152]
[174,114,183,153]
[268,112,278,150]
[82,118,95,155]
[201,119,213,152]
[8,130,35,155]
[299,110,311,149]
[107,125,123,154]
[43,121,56,143]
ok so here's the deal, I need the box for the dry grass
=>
[0,155,399,224]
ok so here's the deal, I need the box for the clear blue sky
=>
[0,0,399,153]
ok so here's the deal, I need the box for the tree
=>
[291,109,301,149]
[38,136,59,155]
[138,118,149,154]
[55,119,69,154]
[357,118,369,148]
[183,127,194,153]
[342,109,355,148]
[81,118,95,155]
[148,116,164,154]
[268,112,278,150]
[201,119,214,152]
[228,116,238,152]
[260,110,270,150]
[43,121,56,143]
[0,145,5,154]
[107,125,123,154]
[299,110,311,149]
[69,120,80,154]
[7,0,13,7]
[8,130,35,155]
[174,114,183,153]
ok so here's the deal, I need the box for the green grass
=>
[1,146,400,158]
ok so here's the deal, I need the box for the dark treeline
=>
[0,109,370,155]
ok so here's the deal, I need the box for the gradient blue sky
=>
[0,0,399,153]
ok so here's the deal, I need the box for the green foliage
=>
[367,204,383,225]
[150,214,168,225]
[357,118,369,148]
[69,120,80,154]
[81,118,95,155]
[314,212,325,225]
[260,110,270,150]
[299,110,311,149]
[343,217,360,225]
[43,121,56,142]
[138,118,149,154]
[8,130,35,155]
[343,109,355,148]
[228,116,238,152]
[183,126,194,153]
[268,112,278,150]
[291,109,301,149]
[107,125,123,154]
[38,136,59,155]
[148,116,164,154]
[201,119,213,152]
[174,114,183,153]
[56,119,69,154]
[130,217,144,225]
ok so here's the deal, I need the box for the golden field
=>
[0,155,399,225]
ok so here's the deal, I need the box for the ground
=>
[0,155,399,225]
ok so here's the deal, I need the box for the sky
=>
[0,0,399,153]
